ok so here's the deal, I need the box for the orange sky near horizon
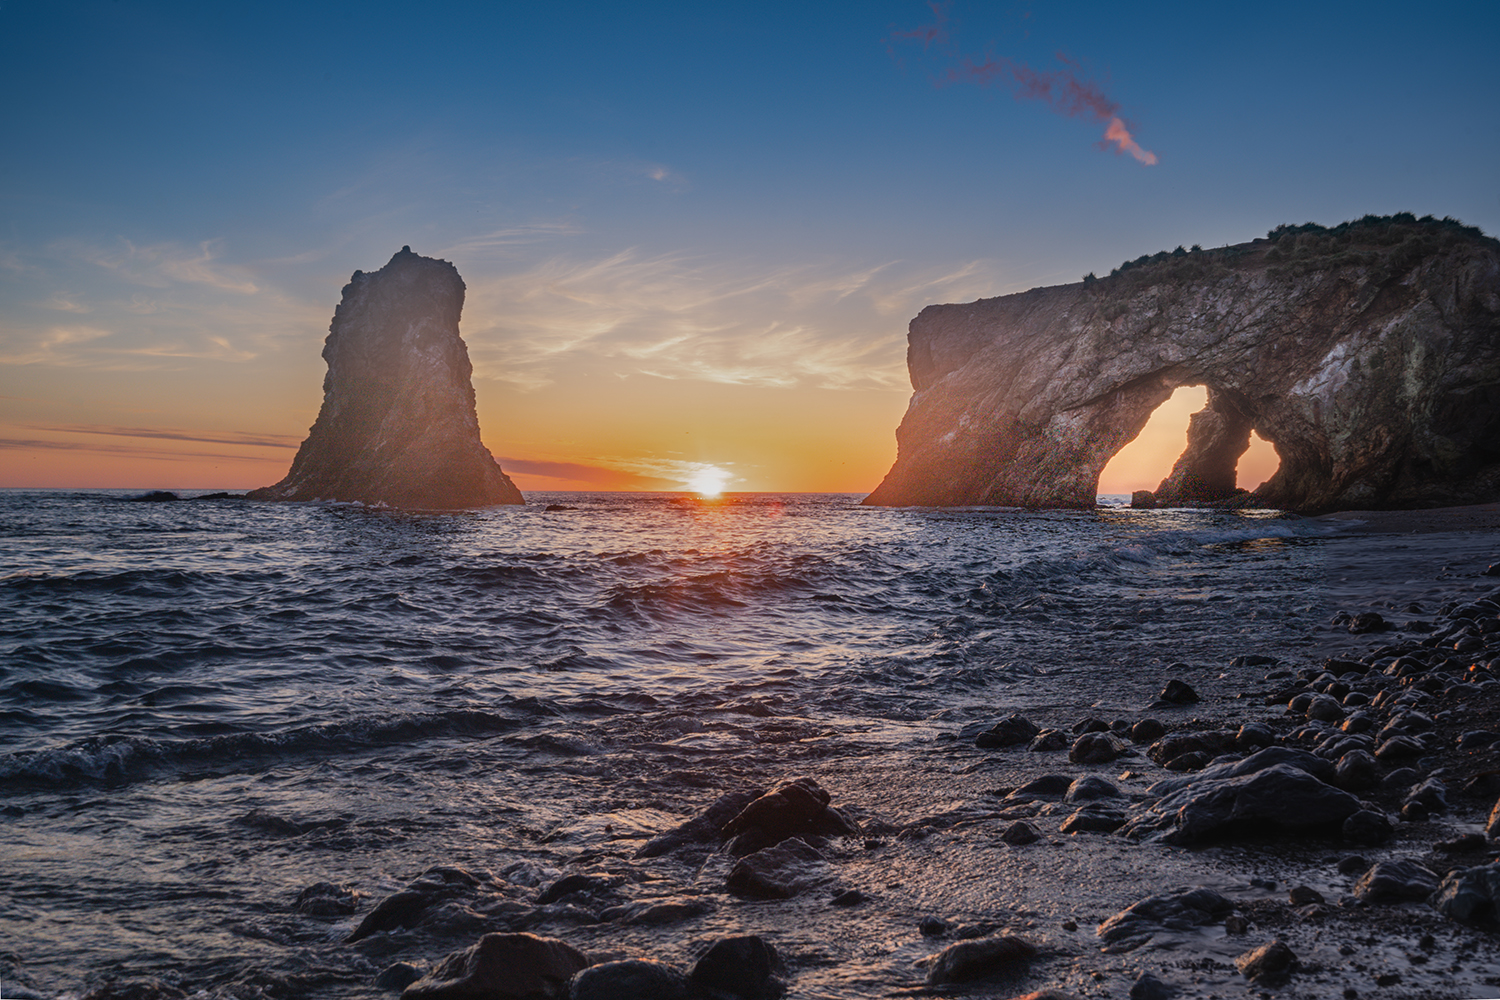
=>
[1,358,1278,496]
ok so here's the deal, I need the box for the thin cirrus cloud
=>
[889,2,1158,165]
[460,249,1011,392]
[0,239,327,369]
[493,455,676,489]
[27,423,302,449]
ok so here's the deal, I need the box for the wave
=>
[0,707,531,790]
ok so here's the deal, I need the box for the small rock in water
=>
[1008,774,1075,800]
[1235,939,1297,986]
[830,888,865,906]
[1161,751,1211,772]
[535,872,624,905]
[1348,612,1390,634]
[1155,679,1200,705]
[1069,732,1125,764]
[1096,887,1233,953]
[295,881,357,916]
[721,776,831,845]
[374,963,423,992]
[1335,854,1369,875]
[235,807,304,837]
[689,935,784,1000]
[922,934,1038,986]
[1000,820,1041,845]
[977,714,1041,749]
[1287,885,1324,906]
[401,933,591,1000]
[1028,729,1069,752]
[919,915,950,937]
[1431,863,1500,924]
[725,838,828,899]
[1071,716,1111,734]
[1352,859,1440,903]
[1333,750,1379,791]
[1130,719,1166,744]
[1403,778,1449,815]
[636,788,763,858]
[1342,809,1395,845]
[1129,971,1178,1000]
[568,960,690,1000]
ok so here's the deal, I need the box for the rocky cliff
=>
[864,216,1500,512]
[250,247,523,508]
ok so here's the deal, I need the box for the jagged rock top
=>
[249,247,523,508]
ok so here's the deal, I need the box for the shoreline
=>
[1316,501,1500,536]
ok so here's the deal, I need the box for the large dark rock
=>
[1120,760,1360,844]
[1432,863,1500,924]
[635,788,763,858]
[401,933,590,1000]
[250,247,522,509]
[862,217,1500,512]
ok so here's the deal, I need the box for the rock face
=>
[864,216,1500,511]
[250,247,522,508]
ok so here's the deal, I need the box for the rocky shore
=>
[67,512,1500,1000]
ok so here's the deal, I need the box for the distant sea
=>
[0,488,1477,997]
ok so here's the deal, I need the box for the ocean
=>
[0,489,1486,998]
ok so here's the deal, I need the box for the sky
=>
[2,1,1496,495]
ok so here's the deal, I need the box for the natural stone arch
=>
[864,218,1500,511]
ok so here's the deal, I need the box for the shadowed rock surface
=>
[865,216,1500,511]
[250,247,522,509]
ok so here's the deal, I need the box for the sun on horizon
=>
[685,465,731,497]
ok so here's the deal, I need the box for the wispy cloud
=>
[889,2,1158,165]
[0,436,285,464]
[462,250,1011,392]
[494,455,675,489]
[0,238,328,370]
[75,238,261,293]
[27,423,301,449]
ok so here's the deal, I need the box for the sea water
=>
[0,489,1476,997]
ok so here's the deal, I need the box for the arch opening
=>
[1098,384,1281,502]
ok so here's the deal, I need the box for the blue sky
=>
[2,1,1497,490]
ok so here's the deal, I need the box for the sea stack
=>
[864,215,1500,512]
[250,247,523,508]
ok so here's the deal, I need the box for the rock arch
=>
[864,219,1500,512]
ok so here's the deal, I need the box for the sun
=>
[685,465,730,497]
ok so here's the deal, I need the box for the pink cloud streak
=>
[890,5,1158,166]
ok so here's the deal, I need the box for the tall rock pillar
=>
[250,247,523,508]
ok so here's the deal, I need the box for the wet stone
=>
[636,788,762,859]
[568,961,689,1000]
[1287,885,1324,906]
[1028,728,1069,751]
[535,873,625,905]
[1000,820,1041,845]
[1120,760,1360,845]
[401,932,591,1000]
[1072,717,1111,734]
[1059,805,1126,835]
[1130,719,1166,744]
[295,881,357,916]
[375,963,424,992]
[1352,859,1440,903]
[1009,774,1076,800]
[1342,809,1395,845]
[1129,971,1178,1000]
[689,935,783,1000]
[830,889,865,906]
[1064,775,1123,803]
[1069,732,1126,764]
[1096,887,1233,953]
[1333,749,1378,791]
[922,934,1038,986]
[1236,939,1297,986]
[1432,863,1500,924]
[1336,854,1369,875]
[1155,679,1200,706]
[977,714,1041,749]
[725,838,828,900]
[919,916,949,937]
